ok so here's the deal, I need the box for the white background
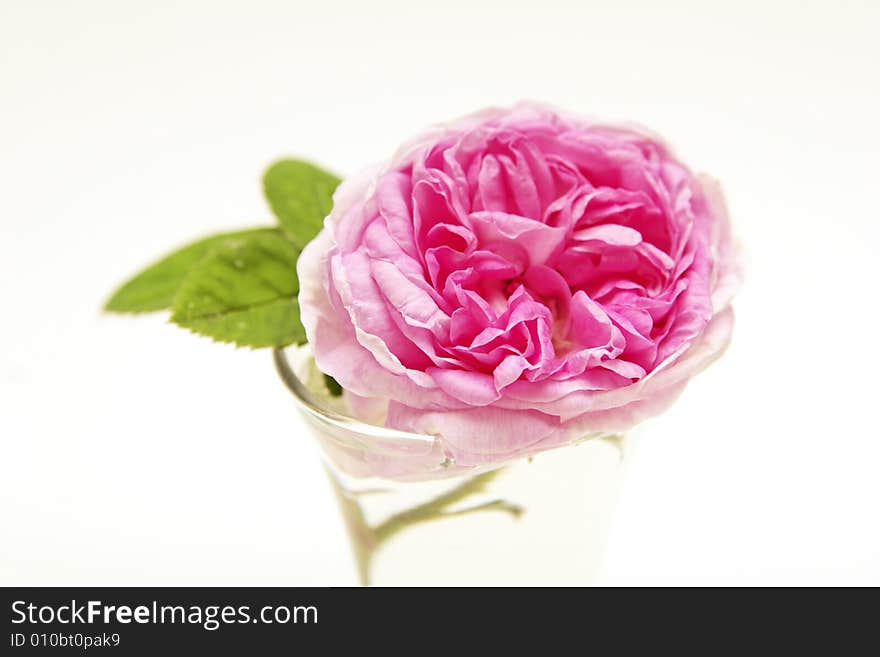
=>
[2,0,878,585]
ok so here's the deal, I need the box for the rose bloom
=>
[298,104,739,478]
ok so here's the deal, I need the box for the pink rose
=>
[298,103,739,477]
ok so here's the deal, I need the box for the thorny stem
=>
[327,468,524,586]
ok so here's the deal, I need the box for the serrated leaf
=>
[263,159,341,249]
[104,227,279,313]
[170,232,305,348]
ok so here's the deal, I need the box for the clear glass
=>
[274,345,629,586]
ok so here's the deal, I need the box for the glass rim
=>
[272,346,438,446]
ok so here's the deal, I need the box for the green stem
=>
[327,468,523,586]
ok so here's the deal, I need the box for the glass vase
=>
[274,345,628,586]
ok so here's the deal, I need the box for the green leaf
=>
[263,159,341,248]
[170,232,305,348]
[324,374,343,397]
[104,228,279,313]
